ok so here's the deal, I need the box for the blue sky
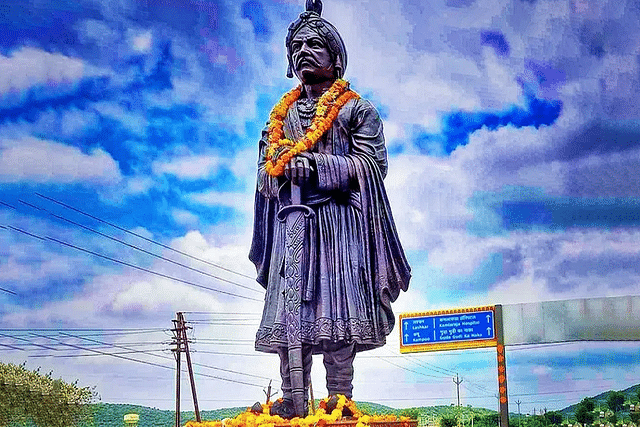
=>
[1,0,640,415]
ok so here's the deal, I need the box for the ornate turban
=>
[285,0,348,79]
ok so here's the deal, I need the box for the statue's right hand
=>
[284,155,314,186]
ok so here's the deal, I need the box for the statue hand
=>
[285,153,315,186]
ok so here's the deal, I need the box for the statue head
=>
[285,0,347,80]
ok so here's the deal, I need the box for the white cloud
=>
[0,47,88,94]
[385,153,474,250]
[0,136,122,185]
[169,230,256,277]
[131,31,153,53]
[107,278,226,315]
[187,189,253,213]
[152,154,221,180]
[172,208,200,227]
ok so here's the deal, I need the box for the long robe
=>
[250,94,411,354]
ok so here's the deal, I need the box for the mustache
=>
[295,55,320,68]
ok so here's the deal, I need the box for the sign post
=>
[495,305,509,427]
[399,305,508,427]
[400,306,497,353]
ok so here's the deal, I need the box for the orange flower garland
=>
[184,395,414,427]
[264,79,359,177]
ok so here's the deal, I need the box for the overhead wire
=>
[26,332,267,389]
[56,331,274,382]
[35,193,255,280]
[374,355,451,380]
[18,198,261,295]
[381,347,458,376]
[0,222,263,302]
[0,286,17,295]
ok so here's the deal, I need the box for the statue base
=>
[276,420,418,427]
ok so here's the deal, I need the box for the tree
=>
[607,392,626,414]
[475,413,500,427]
[441,415,458,427]
[0,362,96,427]
[545,411,563,426]
[399,408,421,420]
[581,398,596,413]
[576,398,596,425]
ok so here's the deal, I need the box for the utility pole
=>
[309,380,316,415]
[179,312,201,422]
[453,373,463,407]
[172,312,202,426]
[516,400,522,427]
[264,379,277,404]
[495,305,509,427]
[171,317,182,427]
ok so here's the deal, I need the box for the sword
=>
[277,182,315,418]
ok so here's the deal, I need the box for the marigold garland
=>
[184,395,413,427]
[264,79,360,177]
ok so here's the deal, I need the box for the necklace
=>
[264,79,359,177]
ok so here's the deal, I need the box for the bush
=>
[441,415,458,427]
[399,408,421,419]
[0,362,96,427]
[607,392,625,413]
[545,411,563,426]
[576,398,596,425]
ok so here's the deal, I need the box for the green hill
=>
[559,384,640,417]
[78,401,497,427]
[79,403,247,427]
[30,384,640,427]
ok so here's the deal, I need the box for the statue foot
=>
[325,395,354,417]
[250,401,264,414]
[270,398,306,419]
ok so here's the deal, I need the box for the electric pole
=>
[172,312,202,426]
[516,400,521,427]
[264,380,277,404]
[453,373,463,407]
[171,317,182,427]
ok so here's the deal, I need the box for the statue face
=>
[290,25,335,85]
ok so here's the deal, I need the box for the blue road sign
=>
[401,310,495,347]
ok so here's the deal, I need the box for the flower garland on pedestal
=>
[264,79,360,177]
[184,395,413,427]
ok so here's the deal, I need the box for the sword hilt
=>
[291,182,302,205]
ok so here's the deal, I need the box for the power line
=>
[28,349,169,358]
[18,199,261,295]
[0,327,168,332]
[375,355,451,380]
[56,331,274,382]
[0,342,25,351]
[1,223,263,302]
[0,286,17,295]
[0,332,59,351]
[381,347,458,376]
[26,332,266,389]
[35,193,255,280]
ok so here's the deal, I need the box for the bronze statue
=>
[249,0,411,418]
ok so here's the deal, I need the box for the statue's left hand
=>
[285,152,315,186]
